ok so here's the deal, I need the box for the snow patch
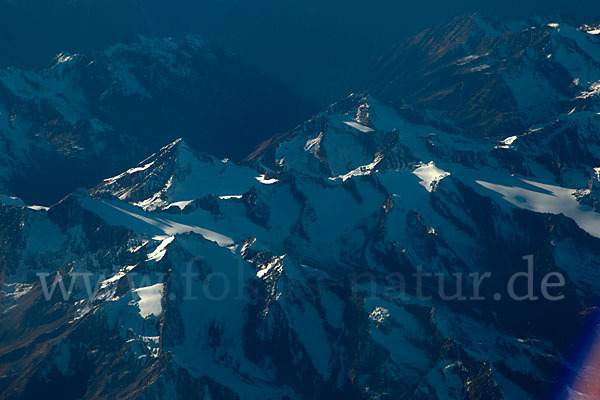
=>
[343,121,375,133]
[133,283,164,318]
[477,179,600,238]
[583,24,600,35]
[28,205,49,211]
[456,53,488,66]
[329,153,383,182]
[147,236,175,262]
[168,200,195,210]
[471,64,490,72]
[495,136,518,149]
[255,175,279,185]
[413,162,451,192]
[55,53,77,65]
[257,255,285,279]
[100,272,126,289]
[369,307,390,325]
[304,132,323,156]
[577,81,600,99]
[83,199,235,247]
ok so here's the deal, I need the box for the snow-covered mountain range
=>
[0,34,311,206]
[1,15,600,400]
[364,15,600,142]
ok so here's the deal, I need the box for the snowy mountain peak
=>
[93,138,259,212]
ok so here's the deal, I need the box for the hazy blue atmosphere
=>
[2,0,600,104]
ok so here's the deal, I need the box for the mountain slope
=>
[2,92,600,398]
